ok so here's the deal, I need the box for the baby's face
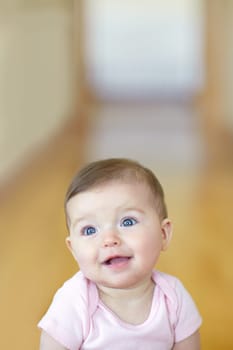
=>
[66,181,172,290]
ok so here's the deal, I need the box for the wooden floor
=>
[0,105,233,349]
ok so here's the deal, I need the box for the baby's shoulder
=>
[38,272,98,345]
[53,271,98,314]
[152,271,202,340]
[153,270,188,305]
[59,271,89,294]
[153,270,181,287]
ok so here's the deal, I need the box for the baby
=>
[38,158,202,349]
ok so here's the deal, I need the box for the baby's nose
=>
[102,229,121,248]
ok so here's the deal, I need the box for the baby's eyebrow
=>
[71,215,90,229]
[122,206,145,212]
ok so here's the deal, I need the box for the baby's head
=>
[64,158,172,288]
[64,158,168,226]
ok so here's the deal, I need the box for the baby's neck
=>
[97,278,155,325]
[98,277,154,299]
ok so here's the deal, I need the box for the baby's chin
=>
[95,275,154,291]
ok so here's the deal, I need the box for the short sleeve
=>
[38,274,89,350]
[173,278,202,343]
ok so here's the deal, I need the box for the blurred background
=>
[0,0,232,349]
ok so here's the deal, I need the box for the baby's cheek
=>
[75,245,96,265]
[74,251,86,265]
[139,237,162,256]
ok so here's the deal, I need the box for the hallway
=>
[0,101,233,349]
[1,1,233,349]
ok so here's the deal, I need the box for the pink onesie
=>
[38,270,202,349]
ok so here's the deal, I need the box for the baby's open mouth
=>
[104,256,131,265]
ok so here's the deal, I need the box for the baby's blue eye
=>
[83,226,96,236]
[121,218,137,227]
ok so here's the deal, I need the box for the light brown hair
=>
[64,158,168,221]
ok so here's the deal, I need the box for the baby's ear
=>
[65,236,71,249]
[161,218,173,251]
[65,237,78,262]
[65,237,74,254]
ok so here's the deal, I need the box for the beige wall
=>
[223,1,233,129]
[204,0,233,132]
[0,1,76,182]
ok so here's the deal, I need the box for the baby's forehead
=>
[80,178,151,194]
[67,180,155,214]
[67,180,156,212]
